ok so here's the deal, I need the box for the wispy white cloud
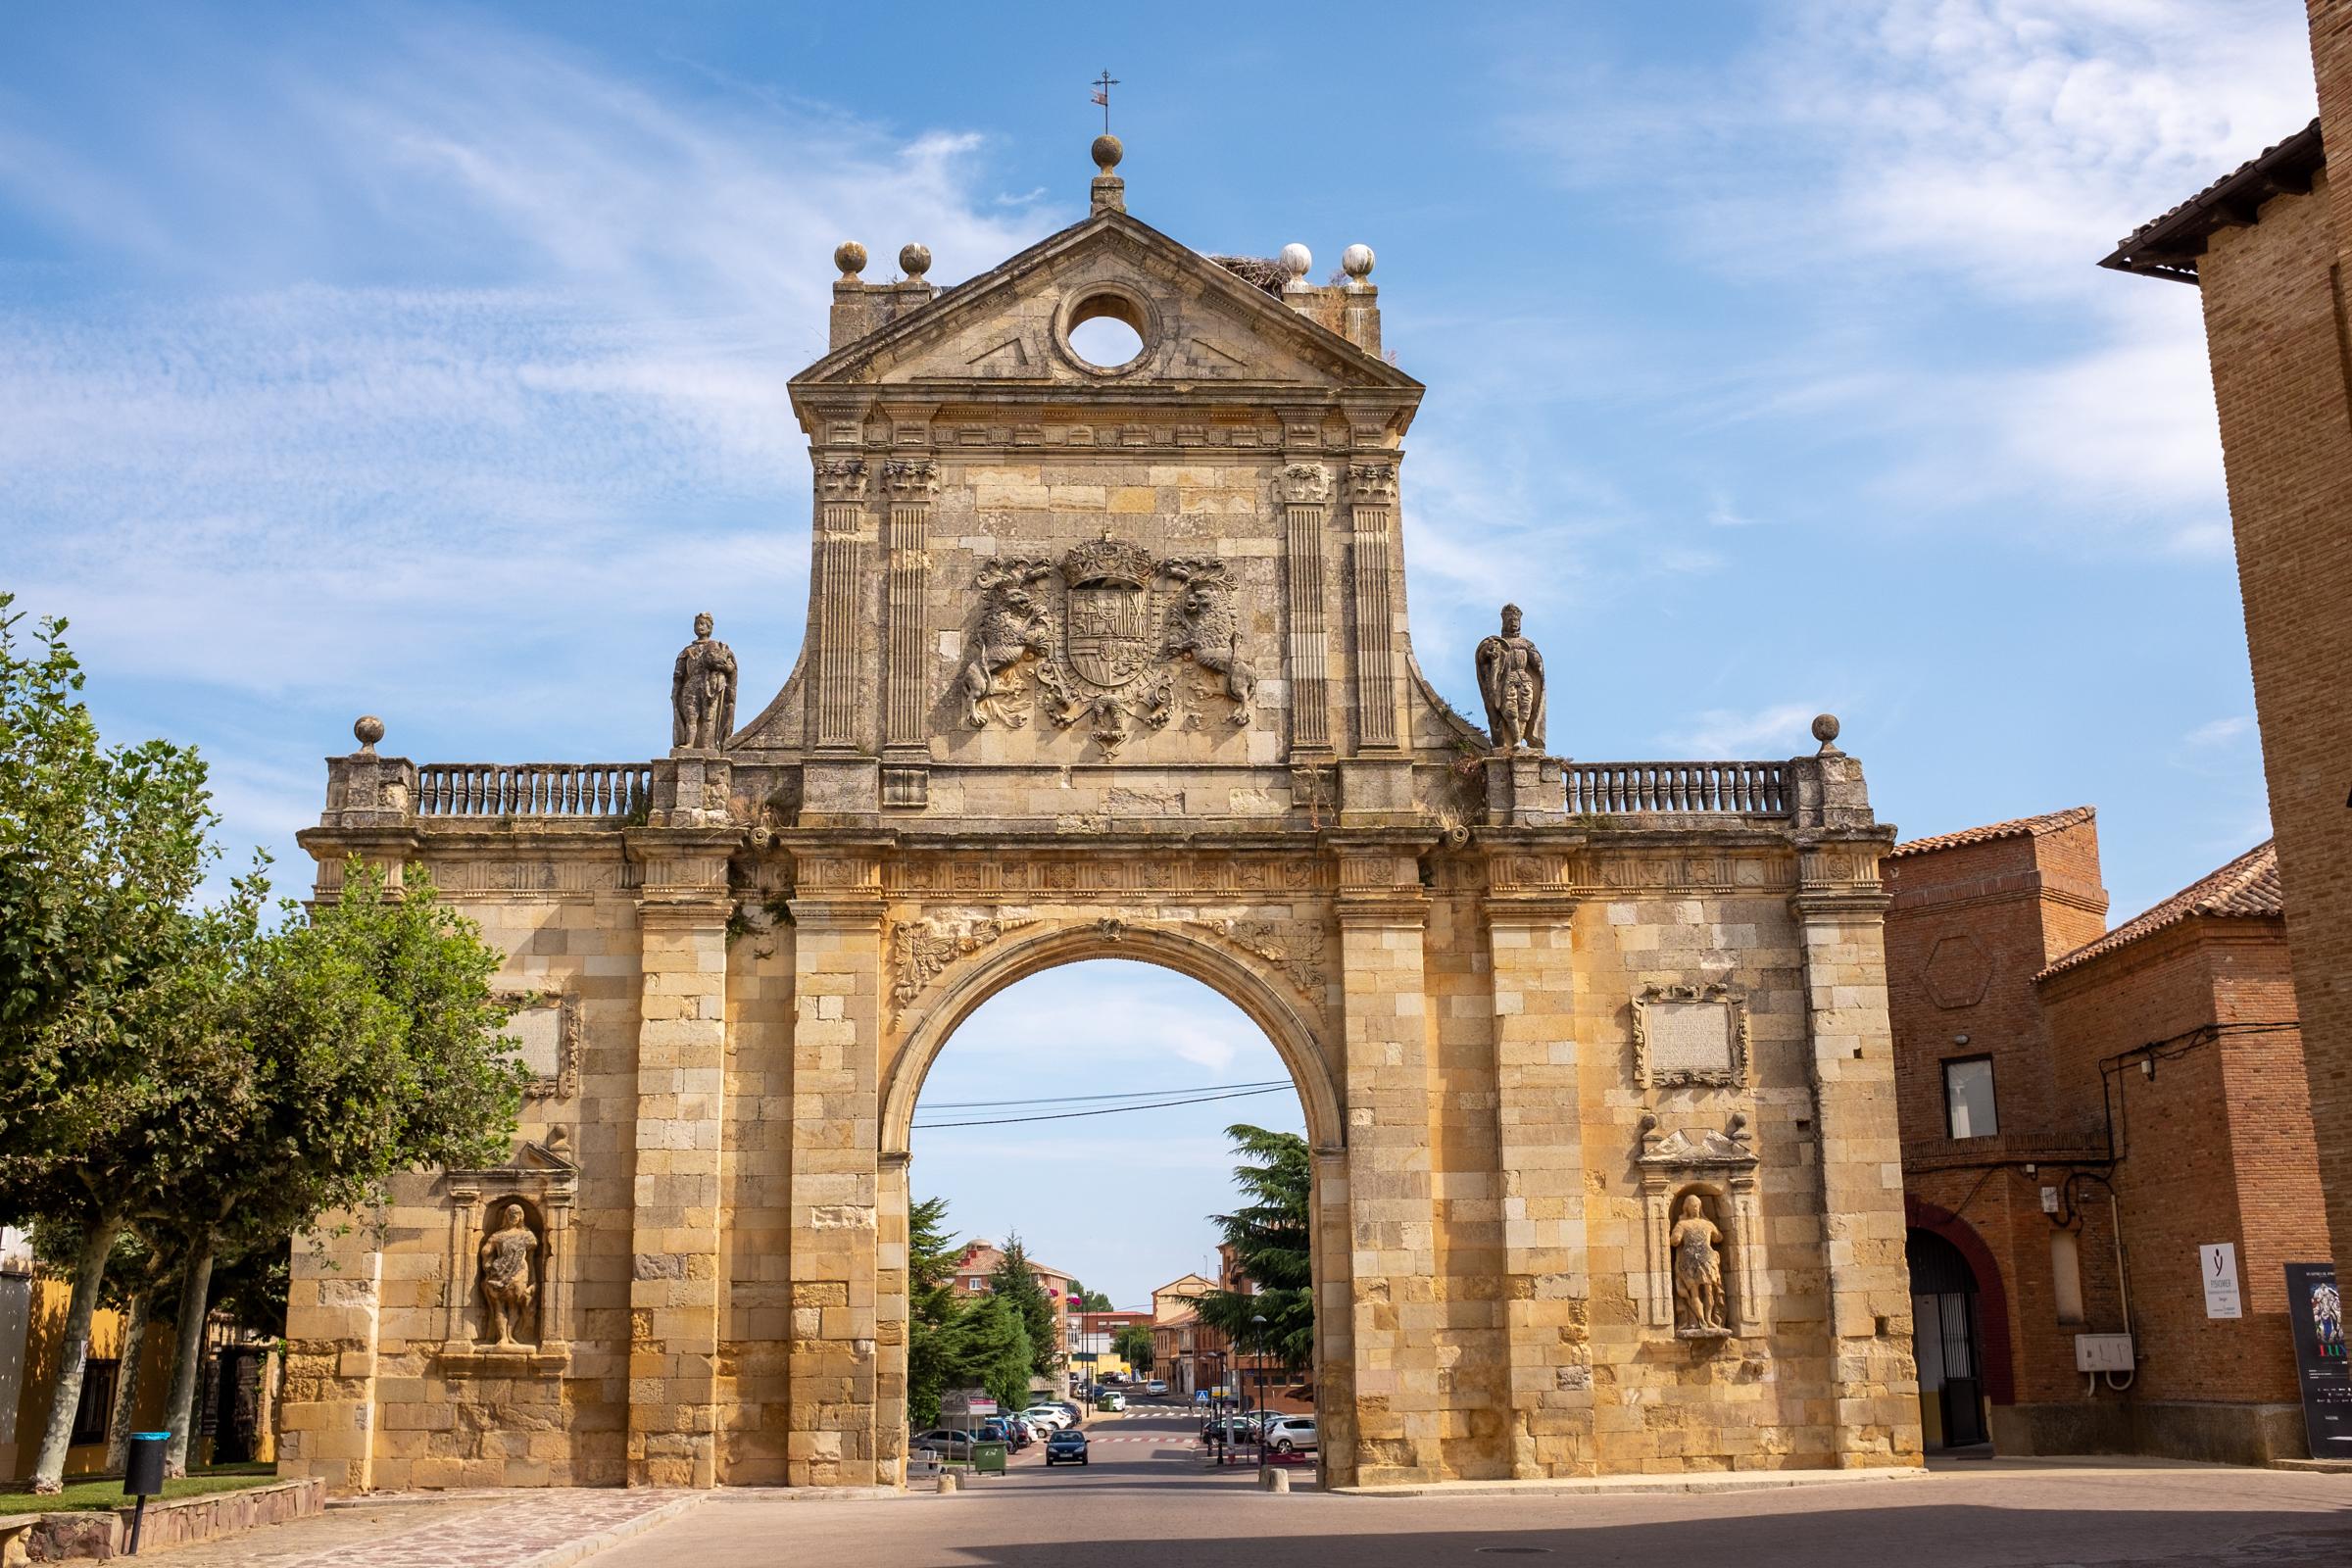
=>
[1659,702,1831,759]
[1500,0,2313,546]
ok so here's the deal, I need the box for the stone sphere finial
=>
[1342,243,1375,280]
[834,241,867,278]
[899,243,931,280]
[1811,712,1842,754]
[354,714,385,755]
[1092,133,1123,172]
[1279,242,1313,280]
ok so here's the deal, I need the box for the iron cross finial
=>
[1091,71,1119,134]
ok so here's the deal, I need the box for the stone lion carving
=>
[959,561,1055,728]
[1161,562,1255,722]
[478,1201,540,1347]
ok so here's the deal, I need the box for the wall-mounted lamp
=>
[1954,1033,1971,1047]
[2141,1058,2156,1079]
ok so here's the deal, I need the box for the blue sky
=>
[0,2,2318,1303]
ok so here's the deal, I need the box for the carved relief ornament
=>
[1347,462,1398,504]
[440,1131,577,1375]
[1188,916,1328,1000]
[880,459,939,498]
[956,537,1256,754]
[815,457,868,499]
[1279,463,1331,504]
[888,913,1036,1020]
[1630,981,1751,1090]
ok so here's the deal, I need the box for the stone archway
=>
[875,920,1348,1479]
[278,143,1924,1496]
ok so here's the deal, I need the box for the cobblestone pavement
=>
[146,1487,702,1567]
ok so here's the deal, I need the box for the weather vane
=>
[1091,70,1119,134]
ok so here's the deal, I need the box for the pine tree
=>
[1192,1124,1314,1369]
[988,1234,1061,1381]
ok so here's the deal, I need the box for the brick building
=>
[949,1242,1076,1360]
[2101,4,2352,1290]
[1887,809,2327,1463]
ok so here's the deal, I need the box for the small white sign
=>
[2040,1187,2061,1214]
[968,1397,998,1415]
[2201,1243,2243,1319]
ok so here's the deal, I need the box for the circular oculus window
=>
[1056,288,1155,375]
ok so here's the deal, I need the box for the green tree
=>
[1066,1283,1113,1312]
[906,1196,964,1428]
[951,1293,1035,1414]
[1192,1123,1314,1369]
[988,1235,1060,1381]
[145,858,526,1473]
[1111,1322,1155,1377]
[0,596,212,1113]
[0,598,213,1493]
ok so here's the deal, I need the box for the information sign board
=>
[2200,1243,2243,1319]
[2285,1262,2351,1459]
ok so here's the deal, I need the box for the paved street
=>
[600,1414,2352,1568]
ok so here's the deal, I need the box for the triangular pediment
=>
[791,211,1421,398]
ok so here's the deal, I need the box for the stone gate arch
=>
[281,140,1923,1496]
[878,919,1345,1159]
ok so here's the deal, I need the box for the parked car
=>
[1044,1427,1090,1466]
[911,1429,978,1460]
[1052,1400,1083,1422]
[1020,1405,1071,1429]
[1263,1416,1317,1454]
[1146,1380,1169,1396]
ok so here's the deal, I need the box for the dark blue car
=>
[1044,1427,1089,1466]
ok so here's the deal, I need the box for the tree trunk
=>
[161,1230,217,1479]
[28,1213,121,1494]
[104,1286,153,1473]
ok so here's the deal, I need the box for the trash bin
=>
[972,1440,1008,1475]
[124,1433,171,1497]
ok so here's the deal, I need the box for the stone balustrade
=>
[1562,760,1790,816]
[416,761,652,819]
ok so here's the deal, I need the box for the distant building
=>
[950,1242,1077,1359]
[1886,809,2325,1463]
[1069,1310,1153,1379]
[1147,1249,1294,1400]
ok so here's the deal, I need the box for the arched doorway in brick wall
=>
[1906,1228,1989,1449]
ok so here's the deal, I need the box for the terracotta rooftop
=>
[1888,806,2096,859]
[2100,119,2324,283]
[2038,841,2282,978]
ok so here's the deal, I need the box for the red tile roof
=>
[2037,841,2282,978]
[2100,120,2324,283]
[1888,806,2096,859]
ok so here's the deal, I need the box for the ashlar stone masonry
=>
[279,140,1923,1493]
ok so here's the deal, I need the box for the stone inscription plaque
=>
[513,1006,564,1081]
[1647,1002,1734,1079]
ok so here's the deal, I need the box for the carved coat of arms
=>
[957,536,1256,756]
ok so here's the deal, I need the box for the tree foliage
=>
[1111,1322,1155,1375]
[1192,1123,1314,1368]
[906,1196,963,1427]
[988,1234,1061,1380]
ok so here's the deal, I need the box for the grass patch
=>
[0,1465,280,1515]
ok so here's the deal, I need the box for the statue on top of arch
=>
[1476,603,1546,753]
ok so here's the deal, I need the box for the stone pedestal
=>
[654,752,732,829]
[1483,753,1552,826]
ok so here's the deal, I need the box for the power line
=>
[911,1085,1293,1131]
[919,1078,1292,1110]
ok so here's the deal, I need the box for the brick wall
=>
[2194,22,2352,1281]
[1888,816,2325,1459]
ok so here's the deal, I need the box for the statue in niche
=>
[1476,603,1546,753]
[671,612,737,753]
[1670,1194,1730,1337]
[477,1201,540,1347]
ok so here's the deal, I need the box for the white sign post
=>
[2200,1243,2243,1319]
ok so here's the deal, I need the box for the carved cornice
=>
[1187,916,1329,1000]
[880,459,938,499]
